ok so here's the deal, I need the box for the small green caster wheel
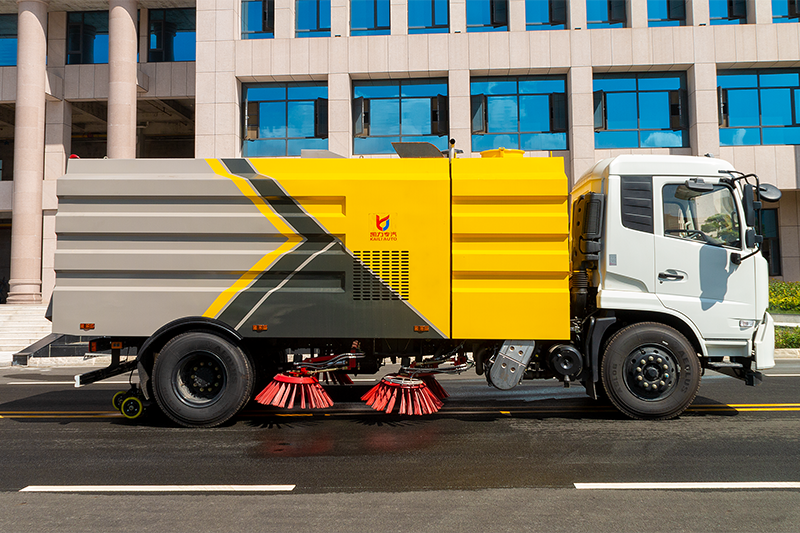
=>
[112,391,126,411]
[120,396,144,419]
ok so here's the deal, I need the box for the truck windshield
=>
[662,184,741,248]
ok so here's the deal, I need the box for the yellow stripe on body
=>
[202,159,303,318]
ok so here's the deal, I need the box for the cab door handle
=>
[658,271,684,281]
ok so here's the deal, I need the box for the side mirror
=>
[742,184,756,227]
[759,183,782,203]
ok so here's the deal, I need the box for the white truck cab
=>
[572,155,776,395]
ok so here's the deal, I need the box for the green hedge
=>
[769,281,800,314]
[776,326,800,349]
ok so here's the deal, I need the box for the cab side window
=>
[662,184,741,248]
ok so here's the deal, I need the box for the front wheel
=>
[152,331,255,428]
[601,322,700,420]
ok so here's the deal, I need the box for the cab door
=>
[653,177,756,340]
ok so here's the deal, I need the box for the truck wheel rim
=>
[172,351,228,407]
[623,345,678,401]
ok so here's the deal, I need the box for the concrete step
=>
[0,304,53,356]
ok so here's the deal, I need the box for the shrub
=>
[775,326,800,349]
[769,281,800,314]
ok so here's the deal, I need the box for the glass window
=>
[409,0,449,34]
[773,0,800,23]
[467,0,509,32]
[761,208,781,276]
[67,11,109,65]
[242,0,274,39]
[647,0,685,27]
[353,79,448,155]
[718,69,800,146]
[594,73,688,149]
[243,82,328,157]
[526,0,566,30]
[297,0,331,37]
[663,184,741,249]
[149,9,196,62]
[351,0,390,35]
[709,0,746,25]
[471,75,568,152]
[0,15,16,67]
[586,0,626,29]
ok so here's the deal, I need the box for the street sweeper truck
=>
[49,145,779,427]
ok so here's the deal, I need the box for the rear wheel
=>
[601,322,700,420]
[152,331,254,428]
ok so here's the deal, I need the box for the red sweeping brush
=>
[418,374,449,400]
[255,373,333,409]
[361,374,443,415]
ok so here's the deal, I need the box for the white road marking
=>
[7,381,132,385]
[575,482,800,490]
[20,485,295,493]
[764,374,800,377]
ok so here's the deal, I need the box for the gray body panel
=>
[51,158,443,341]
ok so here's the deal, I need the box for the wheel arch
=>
[136,317,245,399]
[598,309,705,361]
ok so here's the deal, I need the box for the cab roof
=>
[578,155,737,185]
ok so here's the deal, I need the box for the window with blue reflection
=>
[243,82,328,157]
[242,0,274,39]
[409,0,449,33]
[647,0,685,27]
[149,9,195,62]
[774,0,800,22]
[471,76,568,152]
[526,0,566,30]
[467,0,509,32]
[709,0,746,25]
[718,70,800,146]
[67,11,109,65]
[593,73,688,149]
[586,0,626,29]
[0,15,17,67]
[353,79,449,155]
[297,0,331,37]
[351,0,390,35]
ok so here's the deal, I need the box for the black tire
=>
[601,322,700,420]
[152,331,255,428]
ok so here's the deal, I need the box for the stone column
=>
[275,0,296,38]
[508,0,526,32]
[107,0,138,159]
[448,69,471,154]
[686,0,709,26]
[747,0,772,24]
[568,66,595,185]
[391,0,408,34]
[9,0,49,304]
[568,0,587,30]
[687,62,720,158]
[450,0,467,33]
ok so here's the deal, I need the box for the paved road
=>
[0,361,798,532]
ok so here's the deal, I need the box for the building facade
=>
[2,0,800,305]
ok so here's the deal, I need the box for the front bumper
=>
[753,313,775,370]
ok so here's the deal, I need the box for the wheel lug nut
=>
[657,358,662,363]
[664,373,670,378]
[637,375,643,381]
[648,356,653,361]
[660,381,665,387]
[663,364,668,370]
[644,383,650,389]
[641,359,646,365]
[636,367,642,373]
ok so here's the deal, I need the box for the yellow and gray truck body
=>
[51,151,776,427]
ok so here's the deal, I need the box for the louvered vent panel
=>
[353,251,409,301]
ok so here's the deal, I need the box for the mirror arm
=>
[731,245,761,266]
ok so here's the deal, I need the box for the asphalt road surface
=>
[0,360,798,532]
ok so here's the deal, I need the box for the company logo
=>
[376,214,390,232]
[370,213,398,242]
